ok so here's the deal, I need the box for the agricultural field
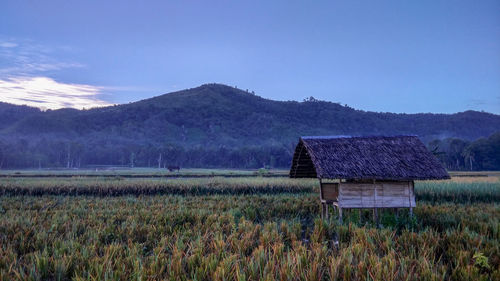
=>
[0,168,289,178]
[0,171,499,280]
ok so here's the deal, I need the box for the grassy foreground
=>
[0,176,499,280]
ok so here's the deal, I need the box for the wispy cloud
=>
[0,77,112,110]
[468,99,487,106]
[0,39,84,75]
[0,39,117,109]
[0,42,18,48]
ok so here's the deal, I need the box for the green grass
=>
[416,180,500,204]
[0,177,316,196]
[0,168,289,177]
[1,177,499,204]
[2,168,498,178]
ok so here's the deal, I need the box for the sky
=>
[0,0,499,113]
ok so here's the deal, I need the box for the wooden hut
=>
[289,136,450,222]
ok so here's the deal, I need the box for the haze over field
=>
[1,0,499,113]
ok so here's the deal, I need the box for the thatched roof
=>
[289,135,450,180]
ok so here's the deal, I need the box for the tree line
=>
[0,138,292,170]
[0,132,498,171]
[428,132,500,171]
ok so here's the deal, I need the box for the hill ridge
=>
[0,84,499,168]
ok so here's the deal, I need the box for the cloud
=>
[468,99,487,106]
[0,42,18,48]
[0,62,85,75]
[0,39,84,76]
[0,76,112,110]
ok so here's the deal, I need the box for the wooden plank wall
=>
[320,183,339,201]
[338,181,415,208]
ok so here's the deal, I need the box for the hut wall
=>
[338,181,415,208]
[320,182,339,202]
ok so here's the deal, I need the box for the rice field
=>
[0,177,316,196]
[0,168,289,177]
[0,173,498,280]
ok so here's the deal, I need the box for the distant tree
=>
[129,152,135,168]
[0,140,4,169]
[303,96,319,102]
[463,132,500,170]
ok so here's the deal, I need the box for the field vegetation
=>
[0,173,498,280]
[0,168,288,177]
[0,176,499,204]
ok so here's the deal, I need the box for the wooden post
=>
[409,181,414,217]
[319,178,324,219]
[373,179,379,226]
[325,204,329,220]
[320,203,324,219]
[338,182,342,223]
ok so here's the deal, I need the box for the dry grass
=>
[0,173,499,280]
[0,195,498,280]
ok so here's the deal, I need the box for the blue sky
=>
[0,0,499,113]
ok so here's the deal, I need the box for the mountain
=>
[0,83,499,168]
[0,102,41,131]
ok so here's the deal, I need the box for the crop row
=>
[0,177,316,196]
[416,180,500,204]
[0,177,499,204]
[0,195,498,280]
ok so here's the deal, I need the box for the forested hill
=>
[1,83,499,169]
